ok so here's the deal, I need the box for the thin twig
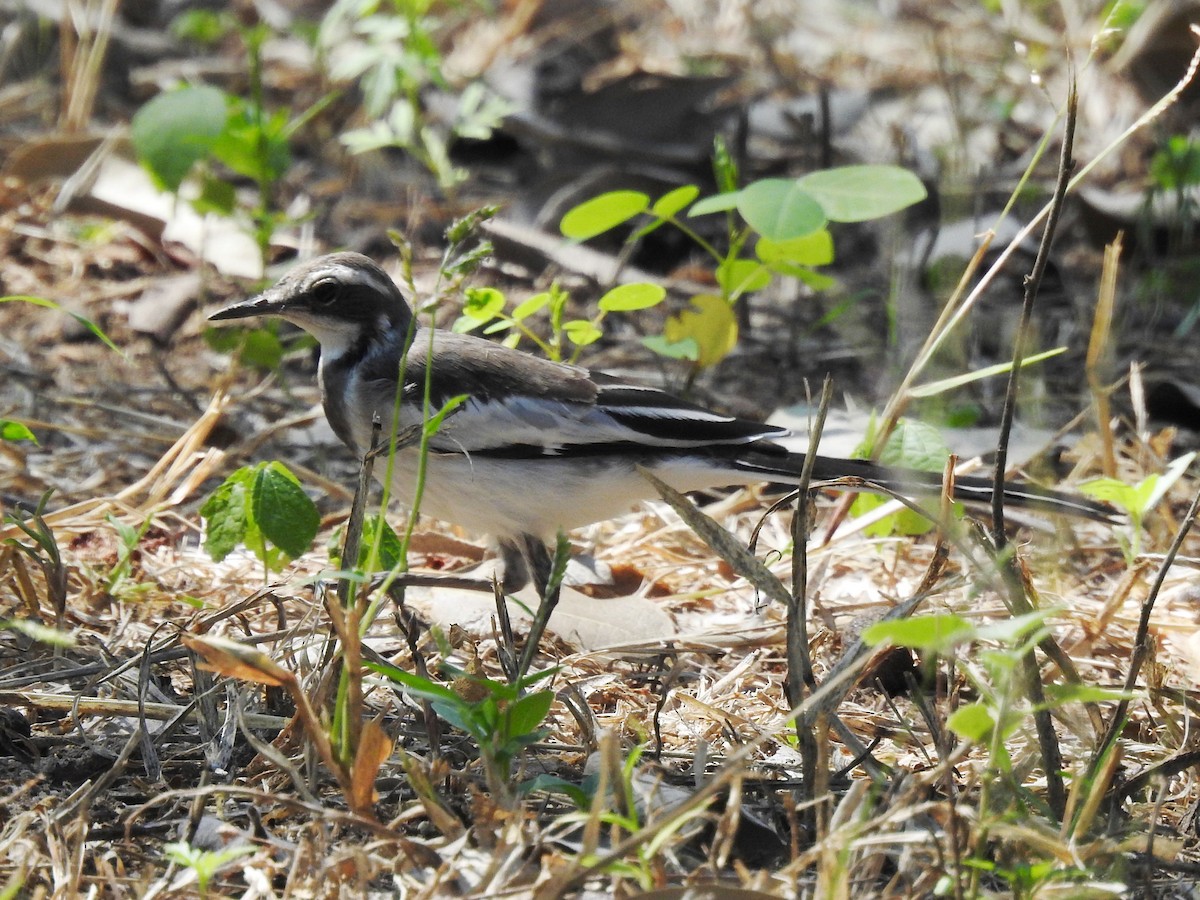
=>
[1096,483,1200,768]
[792,377,833,840]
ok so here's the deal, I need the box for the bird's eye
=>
[309,280,338,306]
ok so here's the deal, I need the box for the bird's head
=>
[209,252,413,360]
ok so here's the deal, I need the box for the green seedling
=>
[200,461,321,577]
[865,608,1134,895]
[163,840,257,898]
[369,658,555,802]
[453,281,666,363]
[319,0,511,191]
[557,150,926,377]
[1079,452,1195,562]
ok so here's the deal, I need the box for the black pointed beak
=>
[208,293,283,322]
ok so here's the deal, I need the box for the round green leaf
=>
[736,179,826,241]
[131,85,228,192]
[947,702,996,743]
[598,282,666,312]
[560,191,650,240]
[797,165,927,222]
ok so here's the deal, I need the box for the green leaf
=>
[425,395,468,437]
[170,9,233,44]
[1,295,122,354]
[507,690,554,736]
[715,258,771,296]
[688,191,740,217]
[250,462,319,560]
[462,286,506,321]
[482,319,516,336]
[564,319,603,347]
[973,608,1056,645]
[1143,452,1196,512]
[736,179,826,241]
[131,85,228,192]
[597,282,666,312]
[431,699,478,736]
[876,418,952,472]
[851,492,935,537]
[200,475,249,563]
[947,702,996,742]
[512,292,551,320]
[651,184,700,219]
[797,165,927,222]
[520,774,593,808]
[366,660,462,704]
[560,191,649,240]
[0,419,37,444]
[643,334,698,360]
[785,267,837,291]
[863,614,974,653]
[359,515,404,571]
[192,174,236,216]
[238,328,284,371]
[452,315,484,334]
[1042,683,1135,705]
[212,103,291,184]
[908,348,1066,398]
[756,230,834,267]
[662,294,737,368]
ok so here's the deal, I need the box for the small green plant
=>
[864,609,1133,894]
[98,514,156,602]
[202,319,315,375]
[4,491,69,625]
[848,417,956,537]
[369,656,555,802]
[319,0,510,191]
[555,148,926,378]
[330,513,405,571]
[132,8,328,273]
[1,295,119,445]
[1078,452,1194,562]
[200,461,321,576]
[538,743,706,891]
[1149,134,1200,194]
[163,840,257,898]
[452,281,666,363]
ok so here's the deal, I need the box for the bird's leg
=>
[519,535,554,600]
[498,540,532,593]
[513,532,560,679]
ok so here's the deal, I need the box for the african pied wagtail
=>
[210,252,1110,590]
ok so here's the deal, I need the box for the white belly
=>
[378,448,748,542]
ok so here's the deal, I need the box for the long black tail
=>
[735,449,1115,523]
